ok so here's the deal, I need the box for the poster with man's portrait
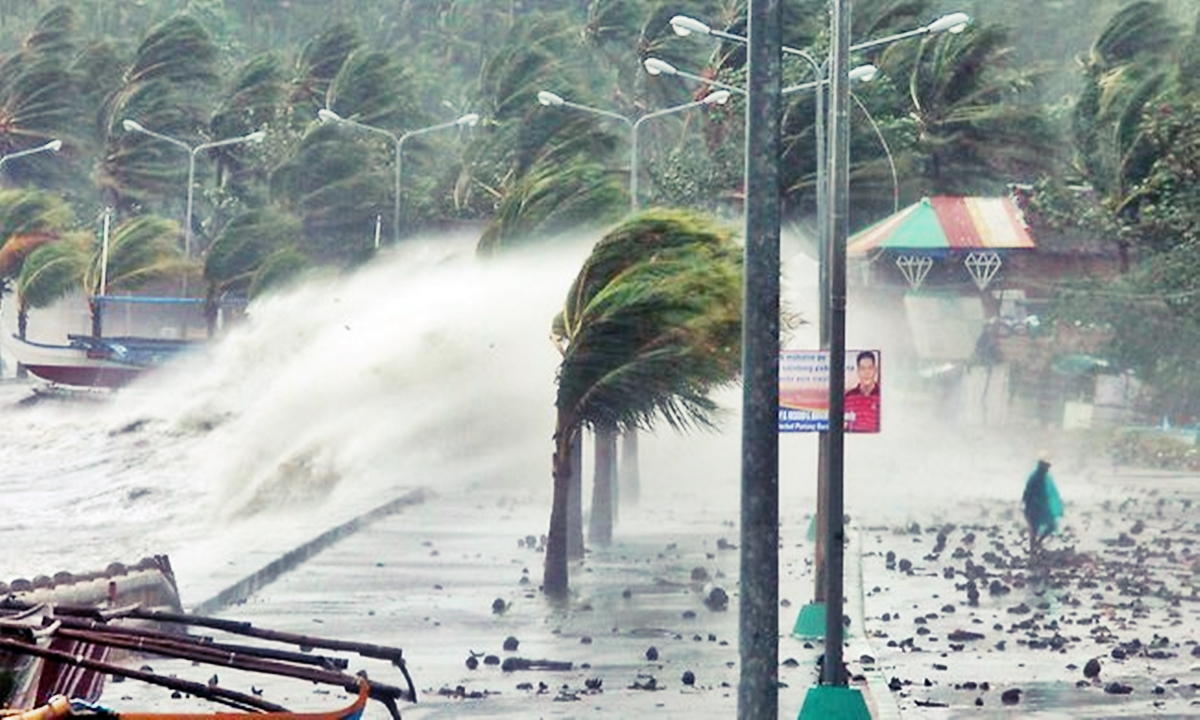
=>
[778,349,881,433]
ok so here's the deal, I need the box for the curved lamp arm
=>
[534,91,632,127]
[0,138,62,170]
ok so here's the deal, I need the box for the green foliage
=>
[16,234,91,310]
[0,188,75,239]
[1048,2,1200,417]
[14,212,185,314]
[249,246,310,297]
[268,123,384,265]
[205,207,301,296]
[290,23,362,112]
[326,49,421,130]
[0,189,75,278]
[478,159,625,253]
[553,208,742,434]
[85,215,189,295]
[878,23,1062,194]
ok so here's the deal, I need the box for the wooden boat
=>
[1,557,183,709]
[4,335,200,389]
[0,580,416,720]
[4,292,244,389]
[3,677,370,720]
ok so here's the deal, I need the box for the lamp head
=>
[537,90,564,107]
[317,108,342,123]
[928,12,970,34]
[643,58,677,76]
[849,64,879,83]
[121,119,144,133]
[45,139,63,152]
[246,130,267,143]
[669,15,710,37]
[457,112,480,127]
[702,90,731,105]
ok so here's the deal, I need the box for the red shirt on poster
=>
[845,383,880,432]
[845,351,880,433]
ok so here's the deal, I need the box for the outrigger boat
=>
[4,293,244,390]
[1,559,416,719]
[5,334,201,389]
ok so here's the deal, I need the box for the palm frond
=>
[16,233,89,309]
[555,208,742,435]
[205,208,302,294]
[124,15,219,88]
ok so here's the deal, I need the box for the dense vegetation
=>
[0,1,1195,417]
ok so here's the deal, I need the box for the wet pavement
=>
[99,478,862,719]
[858,468,1200,718]
[95,455,1200,718]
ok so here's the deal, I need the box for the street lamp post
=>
[666,8,968,623]
[318,109,479,246]
[534,91,633,206]
[631,91,730,211]
[537,89,731,212]
[121,120,266,263]
[0,139,63,172]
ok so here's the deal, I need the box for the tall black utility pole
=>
[739,0,782,718]
[822,0,851,688]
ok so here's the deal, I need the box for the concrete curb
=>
[847,526,903,720]
[191,487,433,615]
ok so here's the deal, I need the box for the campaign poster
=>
[779,349,881,433]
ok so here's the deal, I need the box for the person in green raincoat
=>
[1022,457,1063,560]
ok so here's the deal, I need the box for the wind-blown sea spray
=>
[0,227,826,595]
[0,234,586,590]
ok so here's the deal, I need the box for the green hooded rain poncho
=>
[1022,459,1063,537]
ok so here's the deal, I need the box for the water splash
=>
[0,233,592,587]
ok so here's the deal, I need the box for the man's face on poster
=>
[856,355,877,392]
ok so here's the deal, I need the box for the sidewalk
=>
[855,468,1200,718]
[98,483,890,719]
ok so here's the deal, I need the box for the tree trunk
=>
[544,423,574,599]
[588,426,617,546]
[90,299,102,338]
[619,429,641,507]
[567,430,584,561]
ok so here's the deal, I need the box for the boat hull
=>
[5,335,199,389]
[1,557,183,708]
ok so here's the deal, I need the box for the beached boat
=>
[1,559,416,719]
[4,334,200,389]
[0,557,183,708]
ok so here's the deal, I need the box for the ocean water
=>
[0,233,591,603]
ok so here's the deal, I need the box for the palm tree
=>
[96,14,220,211]
[1072,1,1181,255]
[0,188,75,336]
[0,7,82,190]
[268,123,386,265]
[544,208,742,597]
[876,22,1062,195]
[15,214,187,338]
[203,207,302,332]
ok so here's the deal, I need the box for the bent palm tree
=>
[16,214,187,337]
[545,208,742,598]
